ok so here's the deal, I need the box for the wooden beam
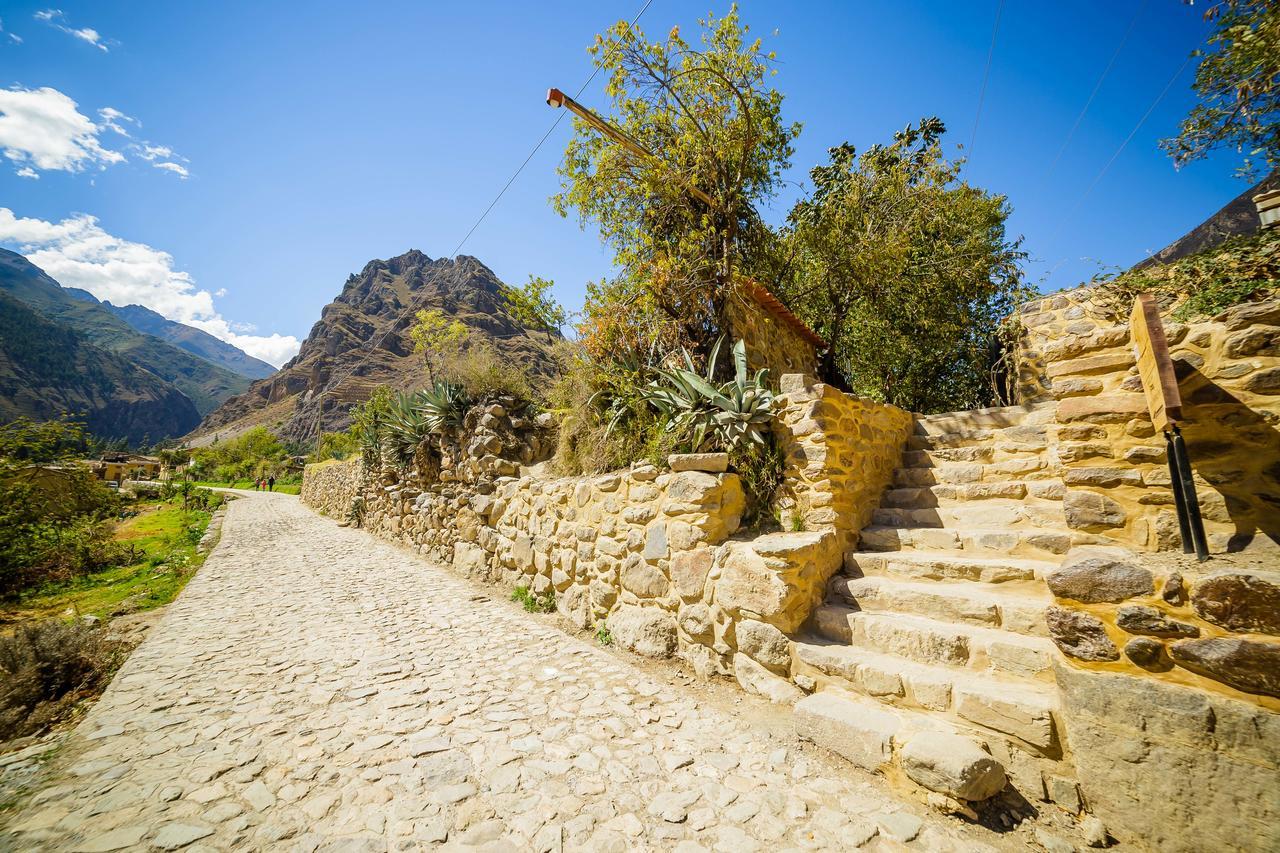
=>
[1129,293,1182,432]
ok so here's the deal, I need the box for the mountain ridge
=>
[193,249,561,445]
[0,249,251,417]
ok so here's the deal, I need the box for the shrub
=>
[437,340,535,403]
[639,338,774,454]
[731,438,786,529]
[0,619,125,740]
[1092,229,1279,321]
[511,585,555,613]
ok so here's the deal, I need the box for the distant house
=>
[85,454,163,483]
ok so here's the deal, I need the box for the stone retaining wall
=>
[1014,288,1280,848]
[772,375,914,543]
[299,458,361,522]
[1014,288,1280,553]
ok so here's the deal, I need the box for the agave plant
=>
[383,391,432,470]
[415,382,469,435]
[640,337,774,453]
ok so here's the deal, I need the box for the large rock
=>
[1054,661,1280,852]
[793,691,898,771]
[668,453,729,473]
[1046,606,1119,661]
[670,548,713,599]
[1115,605,1199,638]
[734,619,791,673]
[621,556,669,599]
[1191,570,1280,635]
[715,531,840,633]
[1047,547,1153,603]
[899,731,1007,802]
[608,605,677,659]
[1063,491,1127,530]
[1168,637,1280,699]
[733,653,802,705]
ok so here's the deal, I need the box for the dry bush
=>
[0,620,126,741]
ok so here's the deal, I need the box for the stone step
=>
[812,605,1057,680]
[794,646,1059,751]
[912,402,1058,436]
[846,547,1060,583]
[892,457,1053,487]
[882,481,1066,509]
[907,424,1051,452]
[871,499,1066,531]
[829,575,1050,637]
[858,525,1073,559]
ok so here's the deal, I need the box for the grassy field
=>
[191,479,301,495]
[0,498,217,627]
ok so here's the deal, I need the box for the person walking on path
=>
[268,475,275,492]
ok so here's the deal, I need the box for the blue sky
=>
[0,0,1247,365]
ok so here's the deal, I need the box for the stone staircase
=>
[793,402,1080,804]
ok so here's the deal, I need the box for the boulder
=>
[734,619,791,674]
[1046,606,1119,661]
[670,548,713,599]
[1115,605,1199,638]
[1063,491,1127,530]
[608,605,677,659]
[1123,637,1170,671]
[1168,637,1280,698]
[1047,547,1153,603]
[1191,570,1280,635]
[621,556,669,599]
[899,731,1007,802]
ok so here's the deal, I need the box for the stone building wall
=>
[1014,288,1280,553]
[724,282,822,378]
[771,374,914,544]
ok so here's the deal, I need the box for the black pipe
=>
[1165,430,1194,555]
[1170,426,1210,562]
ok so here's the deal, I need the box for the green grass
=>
[511,584,556,614]
[1,498,216,626]
[191,479,300,495]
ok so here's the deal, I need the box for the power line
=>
[1045,0,1148,179]
[968,0,1005,161]
[1043,52,1194,284]
[305,0,656,446]
[446,0,655,259]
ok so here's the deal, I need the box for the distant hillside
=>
[0,289,200,443]
[1133,170,1279,270]
[0,249,251,416]
[92,298,276,380]
[195,250,560,444]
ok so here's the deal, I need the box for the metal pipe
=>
[1170,426,1210,561]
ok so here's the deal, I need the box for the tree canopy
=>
[780,119,1029,413]
[554,5,799,358]
[1162,0,1280,178]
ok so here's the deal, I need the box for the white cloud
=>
[96,106,137,136]
[152,161,188,179]
[0,208,299,367]
[0,86,124,173]
[16,166,37,179]
[35,9,110,51]
[8,35,21,45]
[0,86,188,179]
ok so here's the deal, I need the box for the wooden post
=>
[1130,294,1208,561]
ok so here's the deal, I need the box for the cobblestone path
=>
[2,491,1006,852]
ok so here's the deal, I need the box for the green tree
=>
[501,276,568,332]
[554,5,800,357]
[1162,0,1280,178]
[782,118,1029,413]
[410,308,471,380]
